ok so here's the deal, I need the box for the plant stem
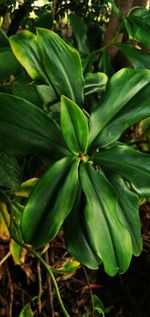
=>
[20,242,71,317]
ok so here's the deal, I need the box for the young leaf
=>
[84,72,108,96]
[92,144,150,197]
[9,30,49,84]
[80,163,132,276]
[64,191,101,270]
[0,93,68,158]
[37,28,84,106]
[89,68,150,147]
[94,83,150,148]
[108,174,142,256]
[61,96,89,154]
[21,157,79,247]
[0,152,21,191]
[19,303,34,317]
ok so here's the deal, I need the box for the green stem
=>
[20,242,71,317]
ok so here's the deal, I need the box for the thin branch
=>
[0,251,11,267]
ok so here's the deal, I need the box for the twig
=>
[14,241,71,317]
[82,266,95,317]
[6,263,14,317]
[0,251,11,267]
[44,250,55,317]
[37,260,42,314]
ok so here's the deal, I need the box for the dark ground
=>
[0,202,150,317]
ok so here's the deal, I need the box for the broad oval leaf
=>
[9,30,49,84]
[69,14,89,54]
[21,156,79,247]
[108,174,142,256]
[61,96,89,154]
[95,84,150,148]
[92,144,150,197]
[0,151,21,191]
[37,28,84,106]
[0,93,68,157]
[64,191,101,270]
[89,68,150,148]
[80,163,132,276]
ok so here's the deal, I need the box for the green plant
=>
[1,4,150,315]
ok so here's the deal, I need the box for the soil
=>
[0,203,150,317]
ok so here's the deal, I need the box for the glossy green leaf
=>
[0,93,68,157]
[64,191,101,270]
[109,174,142,256]
[19,303,34,317]
[124,16,150,48]
[61,96,89,154]
[94,84,150,147]
[117,43,150,69]
[69,14,89,54]
[9,30,48,84]
[80,163,132,276]
[84,72,108,96]
[37,28,84,106]
[89,68,150,148]
[21,157,79,247]
[92,144,150,197]
[0,47,20,81]
[0,152,21,191]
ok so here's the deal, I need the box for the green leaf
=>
[61,96,89,154]
[0,93,68,157]
[0,47,20,81]
[124,15,150,48]
[94,83,150,148]
[64,191,101,270]
[21,157,79,247]
[0,201,10,240]
[19,303,34,317]
[109,0,121,18]
[9,30,49,84]
[12,80,43,108]
[108,174,142,256]
[92,144,150,197]
[117,43,150,69]
[89,68,150,148]
[0,152,21,191]
[37,28,84,106]
[84,72,108,96]
[80,163,132,276]
[0,28,9,47]
[69,14,89,54]
[53,258,80,275]
[10,239,26,265]
[92,294,105,315]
